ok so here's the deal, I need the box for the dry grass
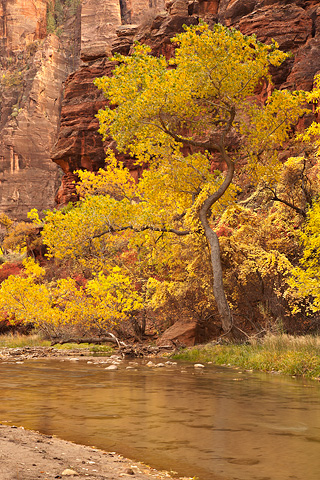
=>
[0,333,114,354]
[0,333,50,348]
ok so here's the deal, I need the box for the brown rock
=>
[156,321,198,346]
[168,0,189,16]
[238,4,312,50]
[218,0,258,25]
[197,0,219,16]
[285,36,320,91]
[124,0,165,24]
[116,24,140,37]
[136,14,198,57]
[0,0,80,219]
[51,59,112,204]
[0,32,79,219]
[80,0,121,61]
[111,36,135,55]
[0,0,47,57]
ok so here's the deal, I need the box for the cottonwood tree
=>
[90,23,308,336]
[92,23,306,336]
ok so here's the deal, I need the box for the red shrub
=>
[216,225,233,238]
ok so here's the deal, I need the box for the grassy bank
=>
[173,334,320,380]
[0,333,50,348]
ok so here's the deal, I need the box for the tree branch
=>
[265,186,307,218]
[158,111,220,150]
[92,224,191,240]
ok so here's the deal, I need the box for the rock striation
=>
[0,0,81,219]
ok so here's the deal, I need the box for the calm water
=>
[1,358,320,480]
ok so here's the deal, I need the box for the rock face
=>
[0,0,48,56]
[0,0,166,218]
[52,58,111,205]
[1,0,320,218]
[51,0,320,207]
[0,0,81,219]
[80,0,121,61]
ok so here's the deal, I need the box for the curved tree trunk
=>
[199,145,236,336]
[201,220,233,333]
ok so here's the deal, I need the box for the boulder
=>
[156,321,199,346]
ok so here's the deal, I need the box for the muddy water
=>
[1,359,320,480]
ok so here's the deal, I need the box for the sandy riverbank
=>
[0,424,190,480]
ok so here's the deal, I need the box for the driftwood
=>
[51,334,126,348]
[119,344,174,358]
[50,336,176,357]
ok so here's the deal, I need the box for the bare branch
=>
[158,110,220,151]
[265,186,307,218]
[92,224,191,240]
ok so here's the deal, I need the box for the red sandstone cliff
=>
[1,0,320,217]
[0,0,165,219]
[52,0,320,207]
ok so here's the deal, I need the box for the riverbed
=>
[1,357,320,480]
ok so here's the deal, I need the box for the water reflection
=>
[1,359,320,480]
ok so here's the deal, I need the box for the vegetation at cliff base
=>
[94,22,306,336]
[1,23,320,345]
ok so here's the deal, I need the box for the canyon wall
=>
[52,0,320,206]
[0,0,81,219]
[0,0,320,218]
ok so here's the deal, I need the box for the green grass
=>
[173,334,320,380]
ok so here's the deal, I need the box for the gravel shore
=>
[0,424,189,480]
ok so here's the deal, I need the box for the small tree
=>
[94,23,306,336]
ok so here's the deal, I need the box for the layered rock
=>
[52,58,111,204]
[80,0,121,61]
[0,0,81,219]
[0,34,74,219]
[52,0,320,208]
[0,0,48,57]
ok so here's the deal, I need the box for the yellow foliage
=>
[20,23,312,334]
[0,259,143,336]
[0,213,13,230]
[289,202,320,313]
[2,221,42,253]
[215,206,301,324]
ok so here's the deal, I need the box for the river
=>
[1,358,320,480]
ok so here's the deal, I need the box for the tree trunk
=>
[198,144,237,336]
[200,216,234,334]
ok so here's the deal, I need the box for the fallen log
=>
[51,334,126,347]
